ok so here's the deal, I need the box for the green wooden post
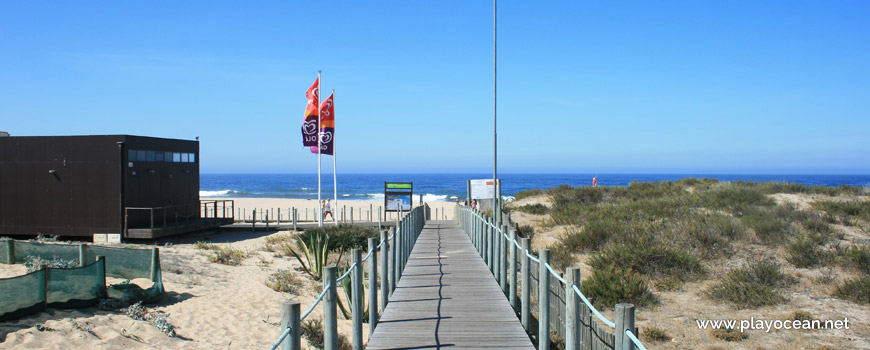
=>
[495,179,502,226]
[380,230,389,311]
[466,179,471,207]
[494,222,501,283]
[539,249,551,350]
[266,210,270,231]
[78,244,87,267]
[368,237,379,333]
[96,256,106,298]
[252,209,256,233]
[351,249,363,350]
[509,227,518,309]
[566,267,581,350]
[615,303,636,350]
[6,239,15,264]
[521,237,531,331]
[378,207,382,230]
[150,248,159,282]
[351,206,354,225]
[389,227,397,295]
[280,301,301,350]
[323,266,338,350]
[292,208,297,231]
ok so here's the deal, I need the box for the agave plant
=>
[286,231,331,281]
[336,265,369,321]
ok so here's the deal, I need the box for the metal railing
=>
[269,204,430,350]
[457,206,648,350]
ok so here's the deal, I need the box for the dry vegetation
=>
[506,179,870,349]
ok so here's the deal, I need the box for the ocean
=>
[200,173,870,202]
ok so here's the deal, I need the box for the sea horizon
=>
[200,173,870,201]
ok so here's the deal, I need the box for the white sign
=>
[470,179,495,199]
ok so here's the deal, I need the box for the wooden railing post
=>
[351,249,363,350]
[389,227,397,294]
[380,230,389,311]
[494,222,501,282]
[500,224,509,294]
[5,239,14,264]
[486,216,493,271]
[368,237,379,333]
[149,248,159,282]
[323,266,338,350]
[280,301,301,350]
[252,209,256,233]
[292,208,298,231]
[378,207,382,229]
[539,249,551,350]
[566,267,581,350]
[615,303,636,350]
[521,237,531,331]
[509,227,518,309]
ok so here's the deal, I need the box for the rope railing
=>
[269,204,429,350]
[458,205,646,350]
[625,330,647,350]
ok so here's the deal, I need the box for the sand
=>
[0,199,456,349]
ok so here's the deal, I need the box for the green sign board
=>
[385,183,413,190]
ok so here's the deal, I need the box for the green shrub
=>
[516,203,549,215]
[266,270,304,293]
[559,220,621,252]
[517,225,536,240]
[588,240,704,280]
[843,245,870,276]
[549,246,575,271]
[700,187,773,212]
[300,225,379,252]
[789,310,814,322]
[814,200,870,225]
[833,278,870,304]
[739,206,794,243]
[514,189,546,201]
[643,326,671,342]
[300,319,352,350]
[193,241,214,250]
[706,259,791,308]
[786,235,830,268]
[580,265,656,309]
[548,185,604,207]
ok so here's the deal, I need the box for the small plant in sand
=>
[288,230,331,281]
[515,203,549,215]
[193,241,214,250]
[266,270,304,293]
[126,301,176,337]
[263,234,295,252]
[643,326,671,342]
[206,246,249,266]
[301,319,352,350]
[580,264,657,309]
[710,328,748,341]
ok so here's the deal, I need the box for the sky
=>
[1,1,868,174]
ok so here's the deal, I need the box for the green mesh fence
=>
[0,269,46,321]
[46,261,105,309]
[88,246,152,280]
[0,241,164,321]
[13,241,80,263]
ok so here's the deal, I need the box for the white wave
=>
[421,193,448,202]
[200,189,231,197]
[502,196,515,203]
[342,194,351,197]
[367,193,386,199]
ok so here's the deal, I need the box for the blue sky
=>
[1,1,868,174]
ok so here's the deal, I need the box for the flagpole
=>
[492,0,499,225]
[332,89,338,226]
[317,70,323,227]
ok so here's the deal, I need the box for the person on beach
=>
[471,199,477,209]
[322,198,334,220]
[593,176,597,187]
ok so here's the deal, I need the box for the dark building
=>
[0,135,232,239]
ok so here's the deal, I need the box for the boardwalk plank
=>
[366,221,534,350]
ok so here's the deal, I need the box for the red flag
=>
[310,93,334,155]
[301,78,319,146]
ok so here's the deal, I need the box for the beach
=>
[0,199,456,349]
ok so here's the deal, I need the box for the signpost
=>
[384,182,413,220]
[470,179,495,200]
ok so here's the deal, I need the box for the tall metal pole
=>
[317,70,323,227]
[493,0,499,225]
[331,89,338,226]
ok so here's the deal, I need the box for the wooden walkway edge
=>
[366,220,535,350]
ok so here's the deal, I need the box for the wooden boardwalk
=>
[366,220,535,350]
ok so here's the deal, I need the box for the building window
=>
[173,152,182,162]
[189,153,196,162]
[156,152,164,162]
[182,153,189,162]
[146,151,156,162]
[137,150,147,162]
[128,150,137,161]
